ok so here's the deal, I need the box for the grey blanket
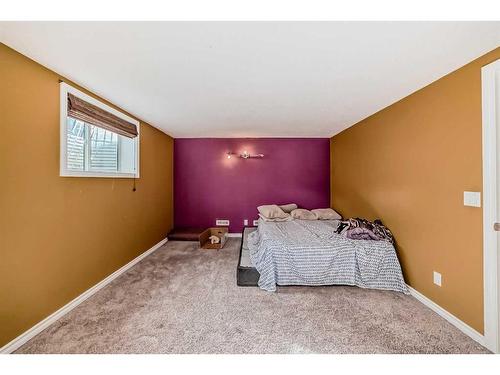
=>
[247,219,409,294]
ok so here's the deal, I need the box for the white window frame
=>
[60,82,140,178]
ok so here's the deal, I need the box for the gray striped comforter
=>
[247,219,409,294]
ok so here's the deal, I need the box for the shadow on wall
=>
[332,179,413,284]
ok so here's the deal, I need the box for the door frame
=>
[482,58,500,353]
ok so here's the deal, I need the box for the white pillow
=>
[257,204,288,219]
[290,209,317,220]
[258,213,292,222]
[279,203,298,213]
[311,208,342,220]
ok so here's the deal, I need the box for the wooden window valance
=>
[67,93,138,138]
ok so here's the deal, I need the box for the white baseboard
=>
[0,237,168,354]
[408,285,485,347]
[227,233,242,238]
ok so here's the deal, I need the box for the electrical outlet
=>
[253,219,259,226]
[216,219,229,226]
[433,271,442,287]
[244,219,248,226]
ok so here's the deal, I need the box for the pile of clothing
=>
[335,217,394,244]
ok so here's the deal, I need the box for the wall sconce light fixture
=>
[226,150,264,159]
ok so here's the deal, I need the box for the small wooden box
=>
[199,227,228,250]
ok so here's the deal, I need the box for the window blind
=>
[67,93,138,138]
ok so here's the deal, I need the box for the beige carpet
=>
[16,239,489,354]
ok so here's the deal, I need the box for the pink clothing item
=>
[346,227,380,241]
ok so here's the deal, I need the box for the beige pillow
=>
[279,203,298,213]
[290,208,317,220]
[311,208,342,220]
[257,204,288,219]
[258,213,292,222]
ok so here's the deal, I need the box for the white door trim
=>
[482,58,500,353]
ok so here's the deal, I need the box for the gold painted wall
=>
[0,43,174,347]
[330,47,500,333]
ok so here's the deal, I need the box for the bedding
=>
[258,213,292,222]
[247,218,409,294]
[257,204,288,219]
[337,218,395,244]
[279,203,298,213]
[311,208,342,220]
[345,227,380,241]
[290,208,317,220]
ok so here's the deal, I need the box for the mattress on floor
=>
[237,226,260,286]
[248,218,409,293]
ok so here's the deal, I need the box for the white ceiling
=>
[1,22,499,138]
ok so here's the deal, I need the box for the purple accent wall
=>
[174,138,330,233]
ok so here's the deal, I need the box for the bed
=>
[246,218,409,293]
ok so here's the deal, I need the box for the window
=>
[60,83,139,178]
